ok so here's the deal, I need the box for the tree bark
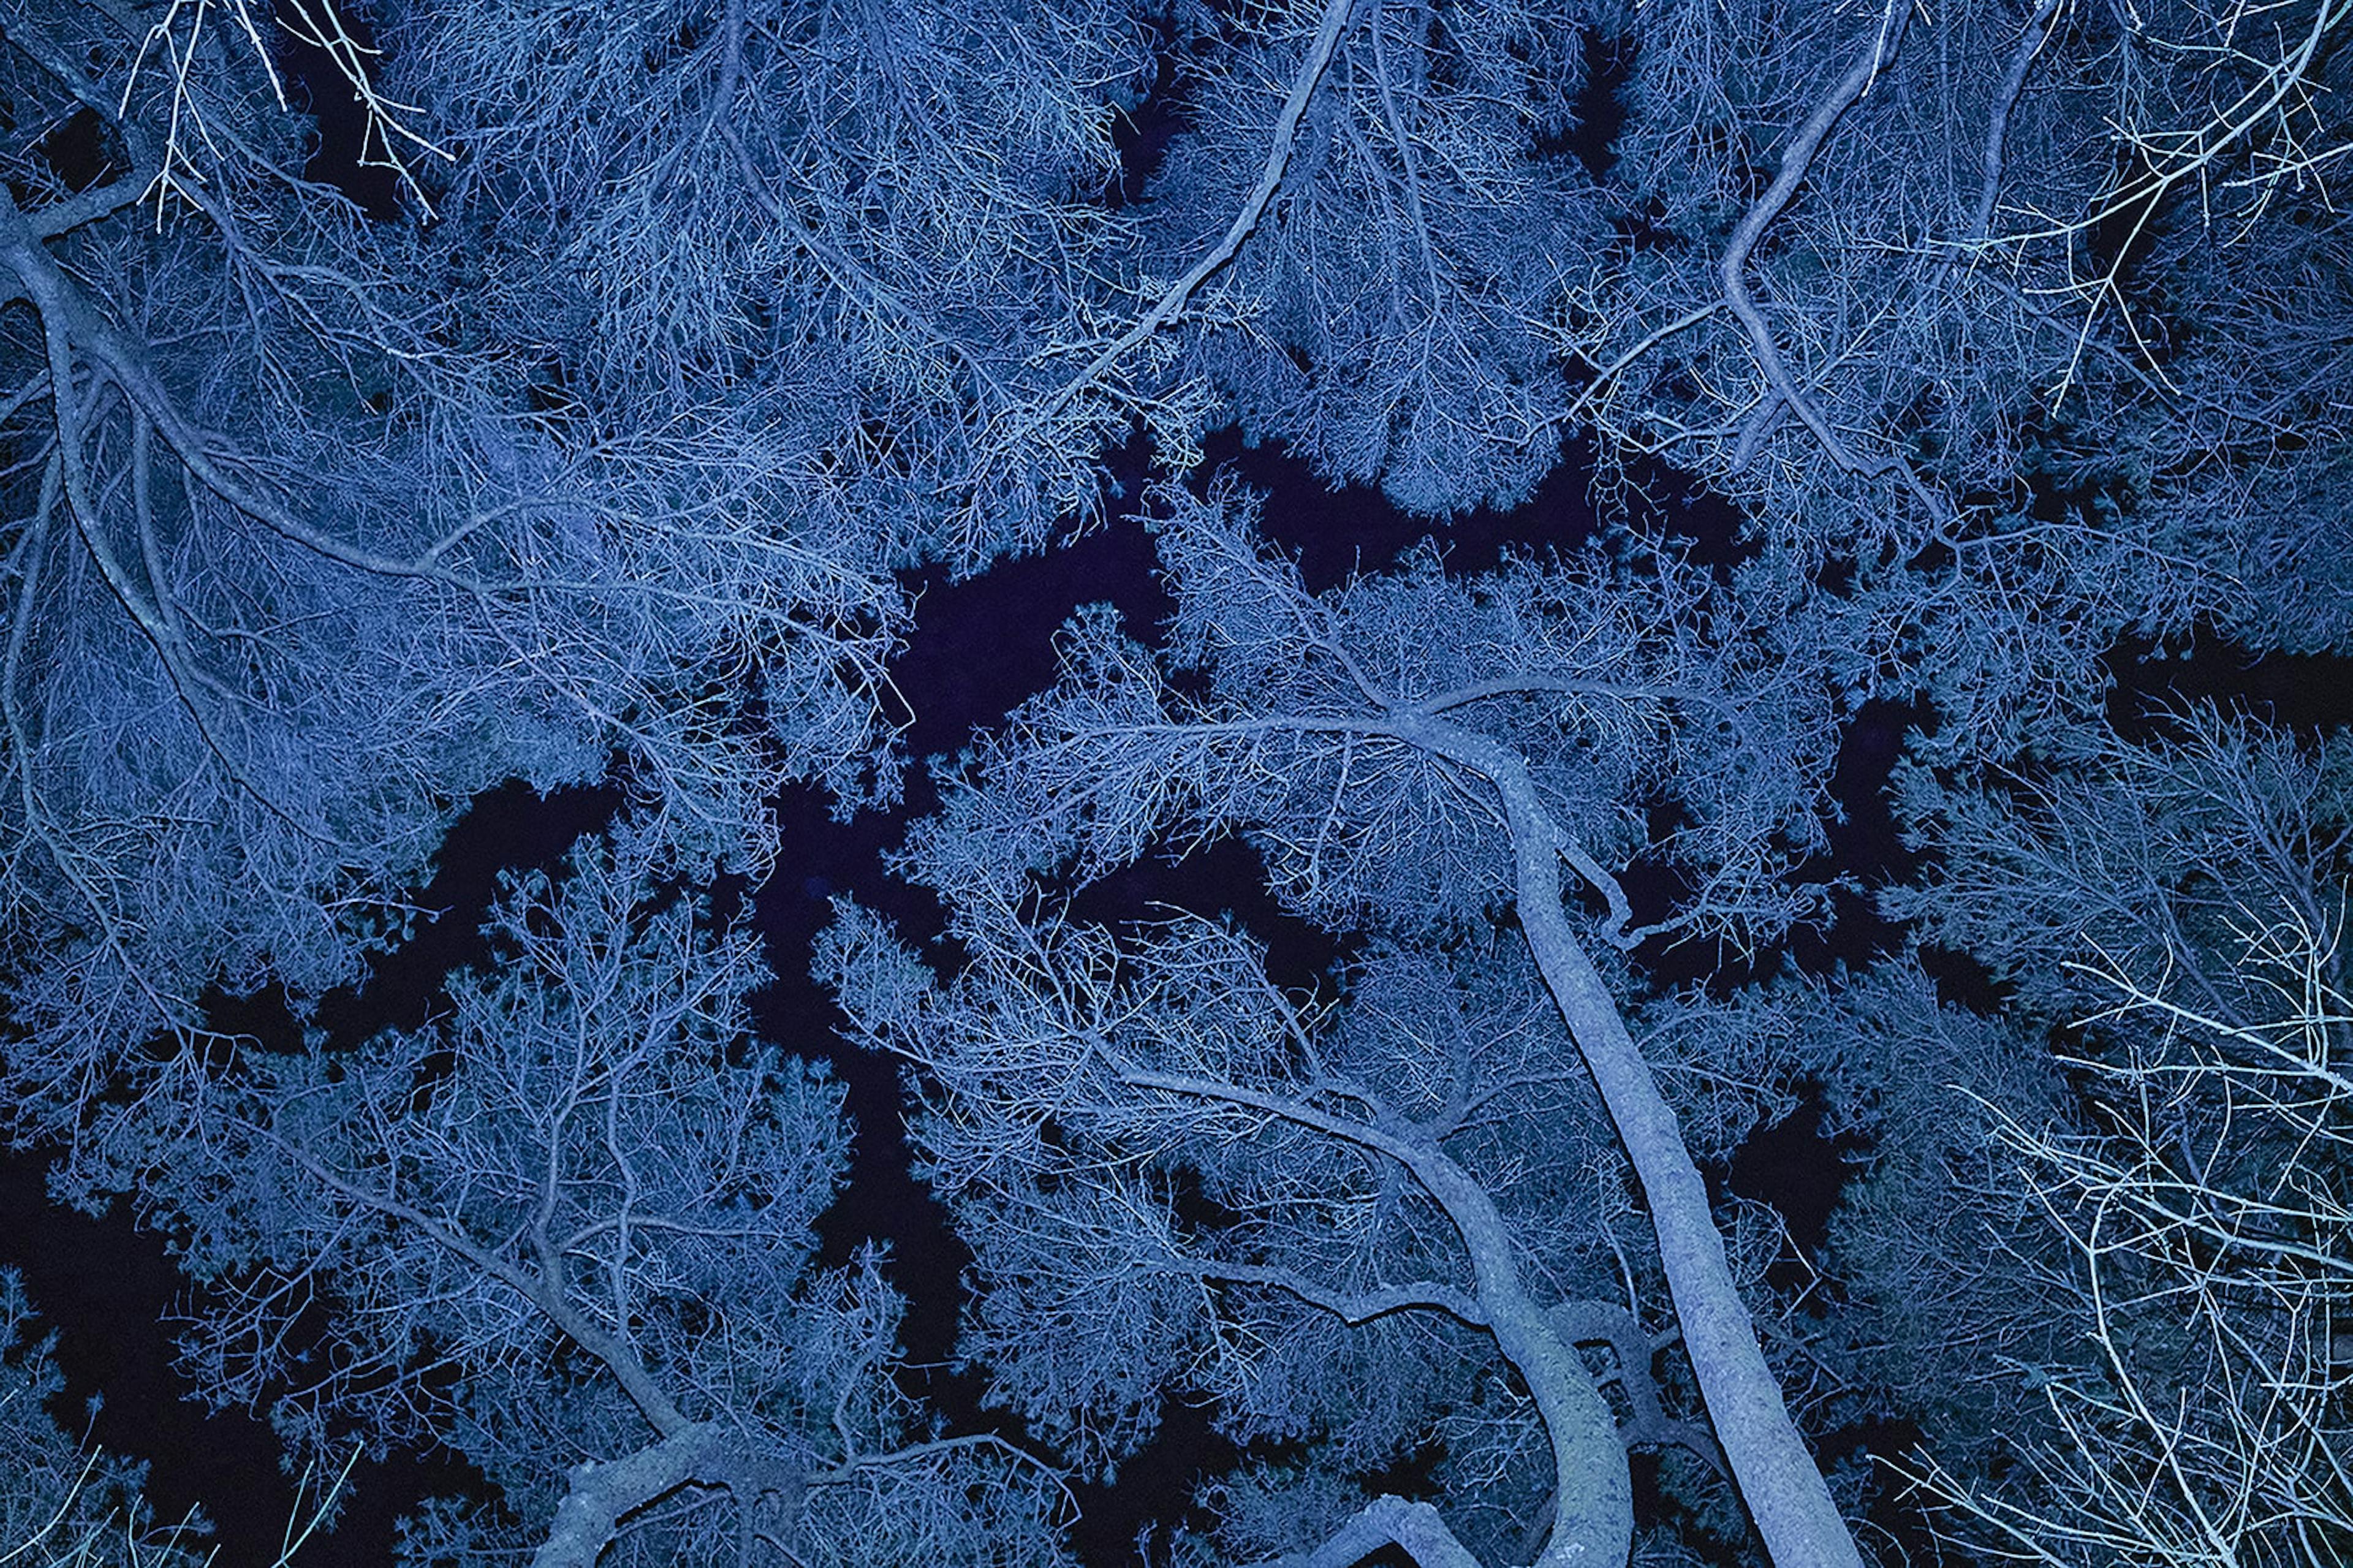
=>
[532,1425,798,1568]
[1248,1495,1487,1568]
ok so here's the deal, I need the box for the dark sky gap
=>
[200,779,625,1055]
[17,779,617,1563]
[1066,836,1351,997]
[1107,7,1192,208]
[1575,31,1634,177]
[314,780,627,1042]
[34,105,124,193]
[1065,1396,1241,1568]
[271,0,404,218]
[2104,627,2353,739]
[0,1146,299,1558]
[1550,28,1632,179]
[1724,1084,1868,1292]
[0,1149,490,1567]
[892,520,1175,767]
[1199,426,1602,594]
[753,510,1190,1436]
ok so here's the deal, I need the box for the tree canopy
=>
[0,0,2346,1561]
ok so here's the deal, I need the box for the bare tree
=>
[1906,908,2353,1566]
[830,480,1865,1567]
[78,822,1068,1567]
[1813,709,2353,1562]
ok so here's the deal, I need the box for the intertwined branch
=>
[1906,904,2353,1567]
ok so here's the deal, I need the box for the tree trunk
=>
[1393,714,1865,1568]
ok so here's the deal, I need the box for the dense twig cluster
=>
[0,0,2347,1562]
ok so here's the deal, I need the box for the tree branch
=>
[1716,9,1944,517]
[1105,1056,1632,1567]
[1156,1254,1491,1330]
[1385,710,1865,1568]
[1024,0,1359,430]
[1969,0,2066,244]
[1549,1299,1729,1477]
[1240,1494,1485,1568]
[532,1425,800,1568]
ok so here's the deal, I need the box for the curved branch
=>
[253,1121,695,1439]
[807,1431,1062,1488]
[0,196,487,591]
[1386,711,1866,1568]
[1,226,348,849]
[1549,1299,1729,1477]
[1716,10,1943,517]
[1110,1059,1631,1567]
[1156,1254,1490,1330]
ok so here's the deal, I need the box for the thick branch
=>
[532,1425,799,1568]
[1158,1254,1490,1330]
[1387,712,1865,1568]
[0,195,485,590]
[1969,0,2064,243]
[1550,1300,1729,1476]
[1070,708,1642,927]
[1716,13,1943,516]
[1241,1494,1485,1568]
[1112,1061,1631,1567]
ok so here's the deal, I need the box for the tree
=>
[1885,708,2353,1029]
[1580,0,2352,545]
[1906,912,2353,1566]
[5,0,2352,1560]
[1794,708,2353,1562]
[68,821,1068,1567]
[823,479,1868,1566]
[1140,0,1601,515]
[1748,959,2084,1480]
[379,0,1165,566]
[0,0,914,1167]
[1544,0,2353,767]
